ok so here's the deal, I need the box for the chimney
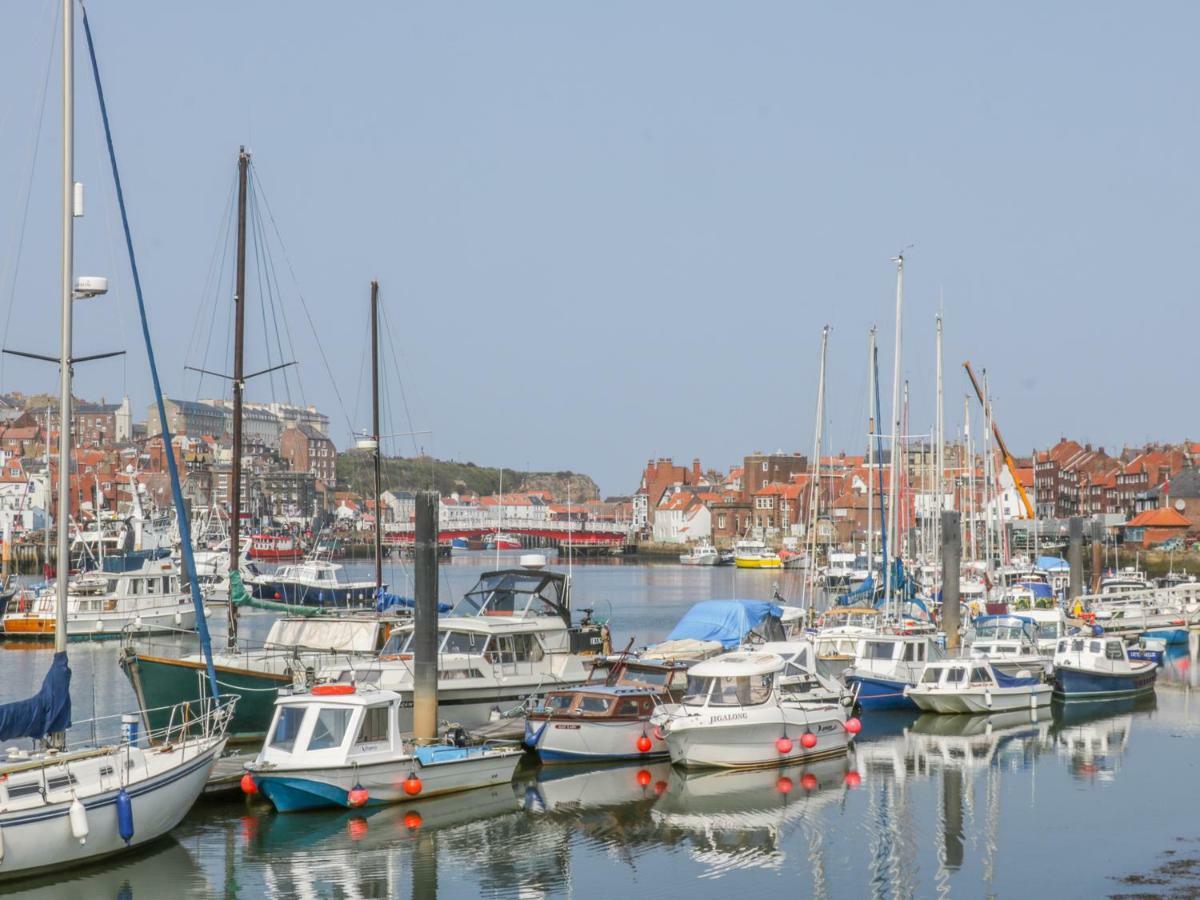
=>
[691,458,701,482]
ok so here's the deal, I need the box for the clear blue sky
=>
[1,2,1196,496]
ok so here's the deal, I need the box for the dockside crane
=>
[963,361,1035,520]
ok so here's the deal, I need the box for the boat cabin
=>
[915,660,1027,691]
[679,653,783,709]
[529,685,659,722]
[260,687,406,768]
[1053,635,1136,670]
[852,634,942,679]
[451,569,573,625]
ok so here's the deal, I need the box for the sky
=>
[0,2,1197,496]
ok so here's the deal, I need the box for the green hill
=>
[336,452,598,501]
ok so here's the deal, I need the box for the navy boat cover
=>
[0,651,71,741]
[375,589,451,615]
[665,600,783,649]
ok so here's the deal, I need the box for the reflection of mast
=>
[412,830,438,898]
[940,767,964,870]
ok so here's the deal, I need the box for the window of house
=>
[717,514,726,529]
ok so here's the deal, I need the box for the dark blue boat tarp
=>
[836,575,875,606]
[993,667,1041,688]
[666,600,783,649]
[375,590,451,615]
[0,651,71,741]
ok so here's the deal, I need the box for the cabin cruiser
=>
[733,540,782,569]
[245,560,382,607]
[755,641,851,706]
[843,634,944,711]
[324,566,610,732]
[245,685,523,811]
[1052,635,1157,700]
[524,683,667,763]
[809,606,882,679]
[905,658,1050,714]
[1098,567,1154,595]
[2,554,203,638]
[651,652,857,769]
[966,615,1052,677]
[679,542,720,566]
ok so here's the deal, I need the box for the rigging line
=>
[0,0,60,391]
[185,174,237,397]
[246,180,278,402]
[351,310,370,440]
[249,169,356,439]
[190,178,237,401]
[377,293,421,457]
[253,179,295,406]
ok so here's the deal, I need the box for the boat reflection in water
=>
[0,839,208,899]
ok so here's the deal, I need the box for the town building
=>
[280,424,337,484]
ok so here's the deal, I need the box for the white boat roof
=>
[277,686,403,706]
[689,652,783,677]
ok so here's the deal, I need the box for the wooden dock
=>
[205,751,252,797]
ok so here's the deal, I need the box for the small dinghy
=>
[904,659,1051,714]
[1052,635,1157,701]
[650,652,859,770]
[244,685,524,812]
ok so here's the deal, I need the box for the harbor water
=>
[1,556,1197,898]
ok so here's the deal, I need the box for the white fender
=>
[69,796,88,844]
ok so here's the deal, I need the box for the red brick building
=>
[280,424,337,485]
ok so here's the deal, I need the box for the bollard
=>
[941,511,962,651]
[412,491,440,742]
[1068,517,1084,603]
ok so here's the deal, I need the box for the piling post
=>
[412,491,439,742]
[1068,516,1083,603]
[941,511,962,651]
[1090,520,1104,593]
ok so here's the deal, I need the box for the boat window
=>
[544,693,575,713]
[1038,623,1060,640]
[1089,641,1101,654]
[510,633,545,662]
[970,667,992,686]
[577,696,612,716]
[863,641,895,661]
[106,579,119,593]
[356,705,390,745]
[145,578,157,595]
[1057,640,1067,653]
[1071,639,1084,652]
[1105,642,1124,661]
[683,676,713,705]
[380,631,413,655]
[708,674,773,707]
[438,668,484,680]
[920,668,941,684]
[268,706,306,753]
[128,579,141,596]
[307,707,353,751]
[974,645,992,654]
[441,631,488,655]
[945,668,966,684]
[623,667,669,687]
[615,698,642,716]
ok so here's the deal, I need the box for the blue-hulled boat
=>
[244,561,382,607]
[844,634,943,711]
[1052,635,1157,700]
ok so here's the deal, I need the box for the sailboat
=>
[0,2,232,879]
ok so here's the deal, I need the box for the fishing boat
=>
[843,633,943,711]
[904,659,1050,714]
[484,533,522,551]
[732,539,782,569]
[2,554,203,639]
[244,685,523,812]
[651,652,858,769]
[450,537,470,551]
[249,532,304,561]
[679,542,720,566]
[0,3,235,877]
[1052,635,1157,700]
[244,560,382,607]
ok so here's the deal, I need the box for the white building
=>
[652,494,712,544]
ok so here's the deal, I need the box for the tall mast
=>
[885,254,904,613]
[370,281,383,595]
[866,327,876,572]
[965,394,976,563]
[804,325,829,608]
[228,147,249,644]
[55,0,74,656]
[935,315,944,576]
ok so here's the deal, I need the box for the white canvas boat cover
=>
[264,618,380,653]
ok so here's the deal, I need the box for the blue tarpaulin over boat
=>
[0,651,71,741]
[375,590,451,615]
[665,600,784,649]
[993,667,1041,688]
[1014,581,1054,599]
[836,575,875,606]
[1036,556,1070,571]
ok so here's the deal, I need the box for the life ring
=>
[312,683,356,696]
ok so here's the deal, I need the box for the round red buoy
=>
[654,780,668,795]
[800,732,818,749]
[347,786,369,808]
[844,717,862,735]
[636,769,652,787]
[844,770,862,788]
[636,735,653,753]
[775,736,794,754]
[403,811,422,830]
[240,773,258,795]
[800,773,818,791]
[402,775,423,796]
[347,816,368,840]
[776,776,794,794]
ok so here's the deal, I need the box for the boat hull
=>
[733,557,782,570]
[2,606,198,639]
[845,673,918,711]
[679,555,718,566]
[246,580,380,606]
[663,707,850,769]
[905,685,1052,714]
[525,716,668,763]
[1052,664,1157,700]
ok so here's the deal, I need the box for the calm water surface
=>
[2,556,1198,899]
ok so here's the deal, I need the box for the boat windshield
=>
[268,705,306,753]
[379,629,490,656]
[684,674,772,707]
[451,571,567,619]
[307,707,353,751]
[920,667,941,684]
[542,693,576,713]
[1036,622,1060,640]
[861,641,897,661]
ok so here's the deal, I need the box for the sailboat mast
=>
[228,147,249,644]
[866,327,876,571]
[54,0,75,656]
[885,254,904,613]
[935,315,944,576]
[370,281,383,594]
[804,325,829,607]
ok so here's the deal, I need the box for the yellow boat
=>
[732,540,783,569]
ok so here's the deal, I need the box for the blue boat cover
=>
[665,600,783,649]
[993,667,1041,688]
[1036,556,1070,571]
[375,589,451,615]
[0,651,71,741]
[1014,581,1054,599]
[836,575,875,606]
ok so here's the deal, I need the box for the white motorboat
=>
[679,543,720,566]
[324,567,610,731]
[966,614,1052,677]
[843,633,944,711]
[904,658,1051,714]
[2,555,203,639]
[822,552,857,588]
[651,652,857,769]
[245,685,523,811]
[810,606,882,678]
